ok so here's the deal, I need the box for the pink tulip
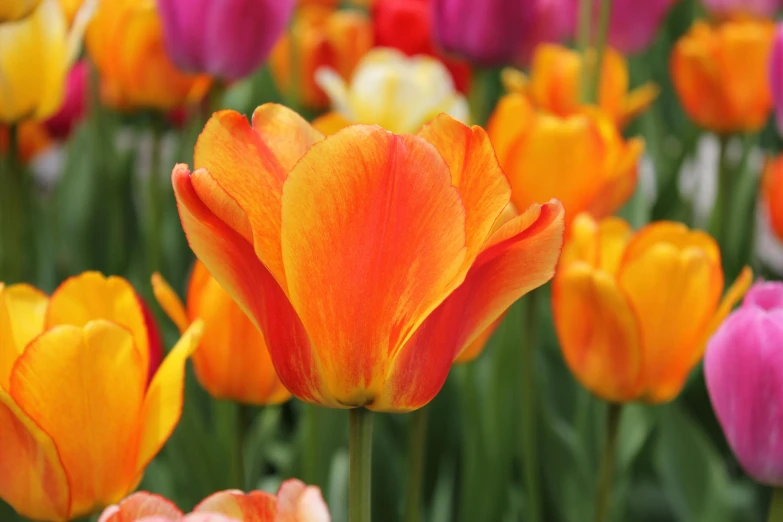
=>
[44,60,88,139]
[703,0,782,18]
[705,281,783,486]
[772,23,783,135]
[158,0,295,80]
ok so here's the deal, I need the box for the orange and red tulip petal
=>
[0,389,70,522]
[136,321,203,475]
[10,321,146,517]
[618,243,723,402]
[45,272,151,379]
[280,126,467,407]
[376,201,564,411]
[194,490,276,521]
[553,264,643,402]
[98,492,184,522]
[0,283,48,390]
[193,106,323,287]
[151,273,189,333]
[417,114,511,266]
[172,166,327,405]
[275,479,330,522]
[453,315,505,364]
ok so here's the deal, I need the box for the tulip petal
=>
[98,492,183,522]
[0,283,48,391]
[193,106,323,288]
[618,243,723,402]
[312,111,353,136]
[486,94,535,168]
[376,201,564,411]
[620,219,721,267]
[280,126,468,407]
[453,315,505,364]
[194,489,276,521]
[553,263,643,402]
[276,479,330,522]
[0,389,70,521]
[10,321,145,516]
[418,114,511,266]
[151,273,190,333]
[46,272,151,381]
[136,321,203,475]
[172,166,328,404]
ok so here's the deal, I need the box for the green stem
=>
[577,0,593,56]
[709,135,732,248]
[0,124,25,283]
[585,0,614,104]
[349,408,374,522]
[468,67,496,127]
[403,407,429,522]
[146,122,165,274]
[235,404,251,489]
[594,403,622,522]
[303,404,322,486]
[520,290,541,522]
[768,488,783,522]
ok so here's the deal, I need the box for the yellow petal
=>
[0,283,48,391]
[151,272,189,333]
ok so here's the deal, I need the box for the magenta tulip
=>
[772,23,783,135]
[44,60,88,139]
[703,0,782,18]
[158,0,295,80]
[705,281,783,486]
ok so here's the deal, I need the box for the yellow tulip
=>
[553,213,752,403]
[0,0,42,22]
[0,272,203,521]
[313,47,470,135]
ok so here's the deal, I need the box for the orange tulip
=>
[503,44,659,128]
[86,0,211,111]
[763,154,783,243]
[0,272,203,521]
[487,95,644,228]
[671,19,775,133]
[171,104,564,412]
[270,5,373,109]
[152,262,291,406]
[553,213,752,403]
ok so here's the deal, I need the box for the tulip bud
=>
[706,281,783,486]
[158,0,294,80]
[703,0,782,19]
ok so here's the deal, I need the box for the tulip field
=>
[3,0,783,521]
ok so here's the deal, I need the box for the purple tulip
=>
[705,281,783,486]
[772,23,783,135]
[432,0,537,65]
[158,0,295,80]
[703,0,782,18]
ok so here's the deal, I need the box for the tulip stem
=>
[709,135,732,251]
[768,488,783,522]
[0,124,25,283]
[146,121,165,273]
[577,0,593,56]
[520,290,541,522]
[403,406,428,522]
[585,0,614,105]
[349,407,373,522]
[594,403,622,522]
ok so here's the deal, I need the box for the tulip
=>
[671,19,775,134]
[99,479,329,521]
[0,0,80,123]
[313,48,470,134]
[58,0,84,22]
[0,0,42,21]
[487,96,644,227]
[705,281,783,486]
[152,262,291,406]
[772,23,783,134]
[158,0,294,80]
[763,154,783,244]
[86,0,211,111]
[172,103,564,412]
[44,60,88,139]
[0,272,203,521]
[703,0,782,19]
[270,5,373,109]
[503,44,658,128]
[553,213,752,403]
[566,0,677,55]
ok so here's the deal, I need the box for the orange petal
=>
[620,220,721,267]
[275,479,330,522]
[98,492,183,522]
[0,389,70,521]
[45,272,151,381]
[172,166,328,405]
[151,273,189,333]
[136,321,203,477]
[186,261,291,405]
[375,201,564,412]
[552,263,643,402]
[0,283,48,391]
[193,105,323,288]
[453,314,505,364]
[194,489,276,521]
[280,126,468,407]
[10,321,146,517]
[620,83,659,127]
[418,114,511,267]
